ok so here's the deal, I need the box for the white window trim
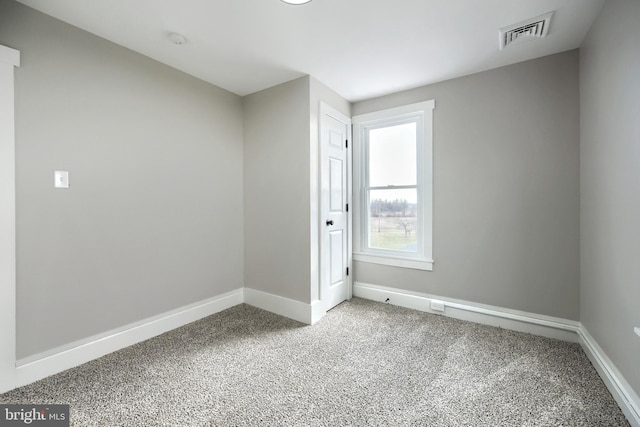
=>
[353,100,434,271]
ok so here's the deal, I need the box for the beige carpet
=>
[1,298,630,426]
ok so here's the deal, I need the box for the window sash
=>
[360,115,423,258]
[363,115,424,260]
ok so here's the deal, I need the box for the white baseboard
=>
[243,288,323,325]
[353,282,580,342]
[579,326,640,427]
[7,288,243,393]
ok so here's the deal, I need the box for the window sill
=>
[353,253,433,271]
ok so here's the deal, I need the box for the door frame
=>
[319,102,352,311]
[0,44,20,393]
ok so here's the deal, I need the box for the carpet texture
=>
[1,298,630,426]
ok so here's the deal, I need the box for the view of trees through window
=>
[368,194,418,252]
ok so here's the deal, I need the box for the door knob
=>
[326,220,334,226]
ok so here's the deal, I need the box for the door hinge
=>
[345,139,348,148]
[345,203,349,212]
[346,267,349,276]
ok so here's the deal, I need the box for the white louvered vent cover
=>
[499,12,554,50]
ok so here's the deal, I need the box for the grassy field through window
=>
[368,215,417,252]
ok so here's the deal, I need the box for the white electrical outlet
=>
[634,327,640,338]
[430,300,445,312]
[54,171,69,188]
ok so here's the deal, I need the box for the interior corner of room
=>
[0,0,639,425]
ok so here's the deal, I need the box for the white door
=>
[320,103,351,311]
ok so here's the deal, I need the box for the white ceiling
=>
[16,0,605,102]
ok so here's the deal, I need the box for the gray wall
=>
[580,0,640,394]
[0,0,244,359]
[243,77,312,303]
[352,51,581,320]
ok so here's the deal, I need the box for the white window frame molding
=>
[352,100,435,271]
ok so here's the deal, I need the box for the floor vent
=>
[499,12,553,50]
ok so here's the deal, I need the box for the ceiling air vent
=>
[499,12,553,50]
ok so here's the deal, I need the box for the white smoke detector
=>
[499,12,553,50]
[168,32,187,45]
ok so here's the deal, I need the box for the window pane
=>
[368,122,416,187]
[368,188,417,252]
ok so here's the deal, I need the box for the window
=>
[353,100,434,271]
